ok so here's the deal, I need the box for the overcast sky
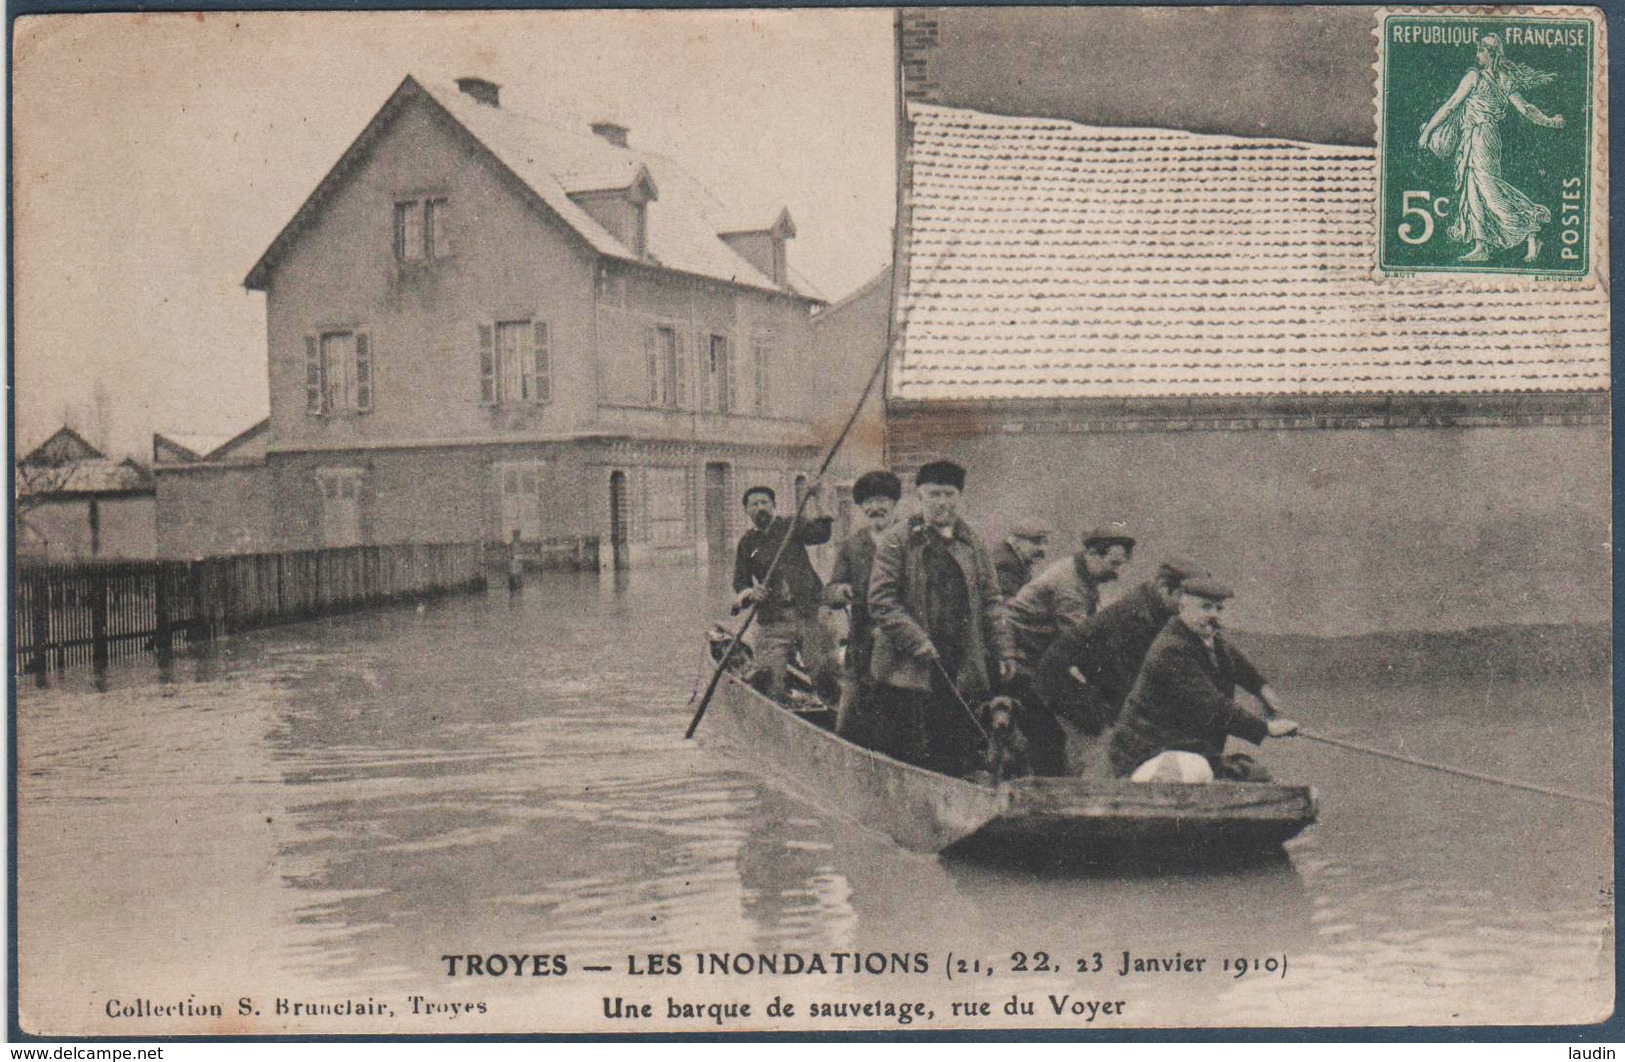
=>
[12,10,898,458]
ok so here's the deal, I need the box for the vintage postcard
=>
[10,5,1614,1039]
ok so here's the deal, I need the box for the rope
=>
[1298,729,1610,810]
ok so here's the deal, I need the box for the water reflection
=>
[14,566,1614,1030]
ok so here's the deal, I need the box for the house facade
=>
[887,12,1610,637]
[158,75,839,567]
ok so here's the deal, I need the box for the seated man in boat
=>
[1006,524,1136,665]
[990,520,1051,599]
[1033,557,1209,774]
[732,484,836,702]
[823,469,904,752]
[868,460,1017,777]
[1109,576,1299,783]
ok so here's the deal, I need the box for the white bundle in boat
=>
[1130,751,1214,784]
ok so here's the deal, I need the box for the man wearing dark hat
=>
[824,469,904,751]
[991,521,1051,599]
[732,483,835,701]
[1109,576,1299,782]
[868,460,1017,777]
[1006,523,1136,664]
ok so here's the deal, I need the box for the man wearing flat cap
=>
[1029,556,1210,775]
[1109,576,1299,782]
[868,460,1017,776]
[1006,523,1136,665]
[732,483,835,701]
[992,521,1051,600]
[823,469,904,752]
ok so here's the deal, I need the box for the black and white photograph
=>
[9,5,1614,1037]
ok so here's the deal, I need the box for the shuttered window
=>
[481,320,552,406]
[306,331,372,414]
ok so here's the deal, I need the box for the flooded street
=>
[16,568,1612,1034]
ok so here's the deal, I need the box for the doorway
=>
[704,462,730,564]
[608,470,629,571]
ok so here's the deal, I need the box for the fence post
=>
[30,573,48,687]
[91,567,109,675]
[187,560,207,643]
[153,565,173,669]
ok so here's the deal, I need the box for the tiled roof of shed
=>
[892,104,1610,401]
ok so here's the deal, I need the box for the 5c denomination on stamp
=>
[1376,8,1605,279]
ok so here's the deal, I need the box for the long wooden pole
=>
[683,334,893,740]
[1298,729,1609,809]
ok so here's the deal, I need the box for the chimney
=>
[455,77,501,107]
[591,120,630,149]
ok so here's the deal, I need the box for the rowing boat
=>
[700,654,1318,864]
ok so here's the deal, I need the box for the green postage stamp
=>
[1376,8,1605,279]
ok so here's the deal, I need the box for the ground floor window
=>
[498,461,549,541]
[315,468,365,547]
[647,467,690,547]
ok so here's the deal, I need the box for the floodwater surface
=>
[15,569,1613,1033]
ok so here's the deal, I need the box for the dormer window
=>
[395,197,450,262]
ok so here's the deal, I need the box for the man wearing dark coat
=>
[823,469,903,752]
[732,484,835,701]
[1109,577,1299,781]
[868,460,1017,777]
[1035,557,1208,738]
[990,522,1050,599]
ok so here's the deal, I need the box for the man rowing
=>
[1006,523,1135,664]
[731,483,835,701]
[823,469,903,752]
[1108,576,1299,783]
[868,460,1017,777]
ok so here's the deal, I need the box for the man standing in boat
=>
[867,460,1017,777]
[823,470,903,752]
[1109,576,1299,782]
[732,484,835,701]
[1006,524,1136,664]
[1034,556,1210,774]
[991,521,1051,599]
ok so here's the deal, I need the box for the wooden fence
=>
[14,542,486,682]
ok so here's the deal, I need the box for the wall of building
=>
[155,468,274,558]
[888,410,1611,637]
[809,267,891,479]
[20,496,158,561]
[263,93,600,451]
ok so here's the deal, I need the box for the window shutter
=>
[428,199,449,258]
[719,337,732,414]
[305,336,324,414]
[673,332,689,410]
[355,333,372,411]
[532,322,551,404]
[644,328,659,406]
[478,325,496,405]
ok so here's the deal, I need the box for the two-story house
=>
[156,74,836,567]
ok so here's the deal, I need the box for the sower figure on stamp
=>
[1032,556,1209,777]
[1419,33,1565,263]
[732,484,835,702]
[823,469,903,753]
[868,460,1017,777]
[1109,576,1299,783]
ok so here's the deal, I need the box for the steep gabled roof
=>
[246,76,808,298]
[21,426,104,466]
[892,104,1610,402]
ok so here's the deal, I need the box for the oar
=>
[1297,728,1610,809]
[683,313,893,739]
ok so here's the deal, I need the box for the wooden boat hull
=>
[703,662,1317,862]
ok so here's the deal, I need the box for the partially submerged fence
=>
[14,542,486,682]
